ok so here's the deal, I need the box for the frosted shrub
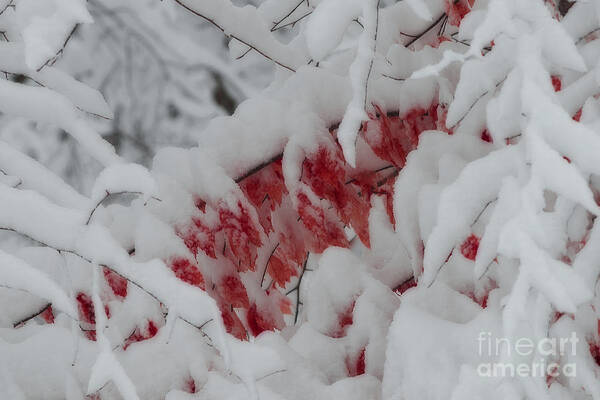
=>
[2,0,600,399]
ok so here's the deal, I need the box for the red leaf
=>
[344,193,371,247]
[480,129,493,143]
[460,234,480,261]
[219,273,250,308]
[180,216,217,258]
[40,305,55,324]
[279,296,293,315]
[240,160,286,210]
[169,257,205,289]
[247,303,277,337]
[551,75,562,92]
[219,200,263,271]
[268,250,298,288]
[346,347,366,377]
[302,146,349,211]
[296,189,348,252]
[76,292,95,325]
[331,301,355,338]
[103,267,128,298]
[220,304,247,340]
[185,377,196,394]
[124,320,159,349]
[445,0,473,27]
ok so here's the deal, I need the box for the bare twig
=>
[261,243,280,288]
[271,0,307,31]
[173,0,297,72]
[37,24,78,72]
[86,191,162,225]
[13,303,52,328]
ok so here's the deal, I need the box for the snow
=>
[90,163,157,205]
[15,0,93,70]
[336,0,378,167]
[173,0,304,72]
[0,79,120,167]
[0,248,75,318]
[0,140,88,210]
[3,0,600,399]
[305,0,362,62]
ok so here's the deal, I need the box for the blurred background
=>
[0,0,278,193]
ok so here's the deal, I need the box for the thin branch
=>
[363,0,380,109]
[471,199,497,227]
[271,0,307,31]
[12,303,52,328]
[288,254,309,324]
[450,77,506,130]
[86,191,162,225]
[37,24,78,72]
[381,73,405,81]
[234,153,283,183]
[261,243,280,288]
[271,12,312,32]
[173,0,297,72]
[405,13,446,48]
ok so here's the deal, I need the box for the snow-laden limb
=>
[173,0,304,72]
[0,140,88,210]
[0,184,86,249]
[226,338,285,400]
[527,126,600,215]
[421,146,520,287]
[0,249,76,319]
[0,79,120,167]
[336,0,379,168]
[0,183,229,365]
[89,163,157,217]
[305,0,362,63]
[15,0,93,70]
[474,177,520,280]
[0,43,112,118]
[88,263,140,400]
[394,132,488,276]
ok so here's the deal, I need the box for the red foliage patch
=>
[219,200,263,271]
[40,305,55,324]
[296,190,349,252]
[185,377,196,394]
[76,292,95,325]
[460,234,480,261]
[589,341,600,367]
[220,303,247,340]
[179,217,216,259]
[268,250,298,288]
[247,303,278,337]
[331,301,355,338]
[347,347,366,377]
[169,257,205,289]
[393,277,417,296]
[103,267,128,298]
[551,75,562,92]
[445,0,474,27]
[124,320,159,349]
[219,273,250,309]
[480,129,492,143]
